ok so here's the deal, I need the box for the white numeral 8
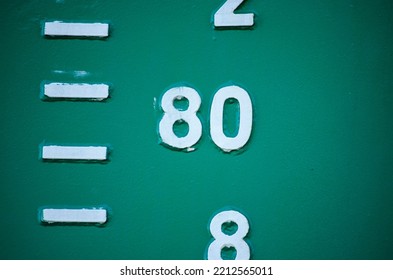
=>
[207,210,250,260]
[159,87,202,149]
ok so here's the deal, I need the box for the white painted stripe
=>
[44,21,109,37]
[44,83,109,100]
[42,145,108,161]
[41,208,107,224]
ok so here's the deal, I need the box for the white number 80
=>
[158,85,253,152]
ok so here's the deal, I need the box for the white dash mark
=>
[41,208,107,224]
[43,83,109,100]
[42,145,108,161]
[44,21,109,37]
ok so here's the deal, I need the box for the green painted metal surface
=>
[1,0,392,259]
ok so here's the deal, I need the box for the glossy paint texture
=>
[0,0,392,259]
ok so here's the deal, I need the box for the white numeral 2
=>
[207,210,251,260]
[214,0,254,27]
[158,85,253,152]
